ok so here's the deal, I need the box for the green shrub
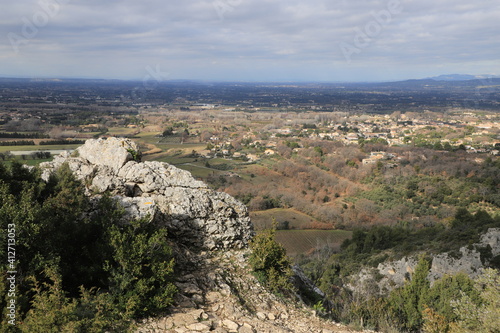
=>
[249,226,294,294]
[452,268,500,333]
[105,218,176,319]
[126,148,141,162]
[419,272,479,331]
[387,256,431,332]
[20,268,130,333]
[0,161,176,331]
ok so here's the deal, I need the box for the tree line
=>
[0,132,48,139]
[39,139,86,145]
[0,140,35,146]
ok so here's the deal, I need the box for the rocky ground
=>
[137,249,373,333]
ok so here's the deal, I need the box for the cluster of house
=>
[192,113,499,162]
[361,151,397,165]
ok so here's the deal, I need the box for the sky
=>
[0,0,499,82]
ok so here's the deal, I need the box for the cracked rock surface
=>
[40,137,253,250]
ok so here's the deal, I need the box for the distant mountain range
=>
[1,74,499,87]
[355,75,500,91]
[427,74,499,81]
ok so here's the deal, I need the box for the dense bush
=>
[321,257,495,333]
[298,207,500,332]
[451,268,500,332]
[0,161,176,331]
[340,209,500,267]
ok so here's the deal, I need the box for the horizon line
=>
[0,73,498,84]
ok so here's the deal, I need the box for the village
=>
[151,108,500,165]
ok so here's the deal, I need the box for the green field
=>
[250,208,320,230]
[0,144,82,153]
[179,164,223,179]
[275,229,352,256]
[1,158,53,166]
[107,127,140,136]
[149,157,227,179]
[154,155,199,165]
[138,133,207,152]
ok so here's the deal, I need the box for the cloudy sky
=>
[1,0,499,82]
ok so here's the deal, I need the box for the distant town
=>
[0,78,499,167]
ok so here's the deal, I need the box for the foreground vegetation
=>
[330,259,500,333]
[249,227,294,295]
[248,219,500,333]
[0,162,176,332]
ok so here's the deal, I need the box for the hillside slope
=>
[40,138,370,333]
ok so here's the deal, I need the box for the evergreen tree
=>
[388,256,431,331]
[249,225,293,294]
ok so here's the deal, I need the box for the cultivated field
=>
[250,208,320,230]
[0,144,81,153]
[275,229,352,256]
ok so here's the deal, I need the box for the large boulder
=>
[40,138,254,250]
[77,137,139,173]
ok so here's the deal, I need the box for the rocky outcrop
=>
[480,228,500,256]
[40,137,253,250]
[427,247,484,283]
[76,136,140,173]
[351,228,500,296]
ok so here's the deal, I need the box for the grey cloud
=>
[1,0,499,81]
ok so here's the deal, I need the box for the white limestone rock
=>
[114,196,158,220]
[40,138,254,250]
[480,228,500,256]
[428,247,484,283]
[77,137,138,173]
